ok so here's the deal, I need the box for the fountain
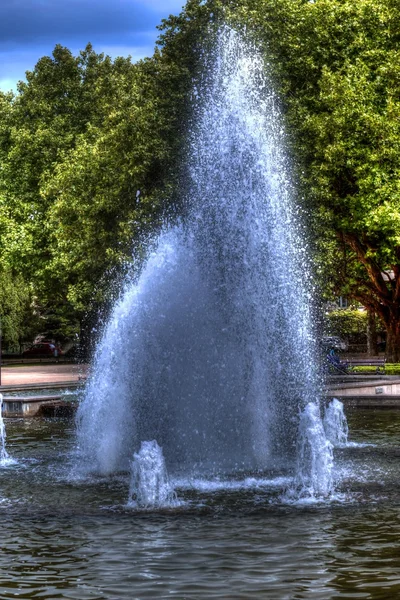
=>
[324,398,349,446]
[128,440,178,508]
[1,25,400,600]
[76,27,332,500]
[292,402,334,498]
[0,393,10,464]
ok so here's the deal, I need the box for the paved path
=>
[0,364,88,387]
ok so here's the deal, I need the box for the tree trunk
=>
[385,320,400,363]
[367,310,378,356]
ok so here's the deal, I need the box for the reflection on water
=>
[0,411,400,598]
[347,408,400,446]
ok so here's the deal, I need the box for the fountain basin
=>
[1,395,77,417]
[0,381,82,417]
[0,410,398,598]
[326,376,400,408]
[5,376,400,418]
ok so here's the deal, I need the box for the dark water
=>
[1,410,400,599]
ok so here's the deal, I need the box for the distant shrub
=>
[352,364,400,375]
[326,308,367,342]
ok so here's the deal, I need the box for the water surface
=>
[0,410,400,598]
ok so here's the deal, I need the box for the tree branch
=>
[342,232,391,300]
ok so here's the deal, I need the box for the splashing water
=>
[76,27,333,499]
[128,441,178,508]
[0,394,10,464]
[290,402,334,499]
[324,398,349,447]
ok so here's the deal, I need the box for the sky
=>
[0,0,186,93]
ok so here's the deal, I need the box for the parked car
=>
[321,336,348,352]
[22,342,62,358]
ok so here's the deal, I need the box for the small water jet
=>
[128,440,178,508]
[292,402,334,499]
[0,394,10,464]
[76,27,332,501]
[324,398,349,447]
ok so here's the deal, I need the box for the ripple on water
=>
[0,414,399,598]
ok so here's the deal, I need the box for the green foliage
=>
[157,0,400,338]
[353,364,400,374]
[326,309,368,338]
[42,57,172,312]
[0,44,180,342]
[1,0,400,357]
[217,0,400,359]
[0,5,233,342]
[0,267,37,347]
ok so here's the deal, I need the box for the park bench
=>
[347,357,386,374]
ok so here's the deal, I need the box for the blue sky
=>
[0,0,186,92]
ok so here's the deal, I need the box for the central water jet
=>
[76,27,331,496]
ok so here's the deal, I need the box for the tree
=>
[0,267,37,350]
[212,0,400,360]
[2,0,400,360]
[0,45,173,347]
[281,1,400,361]
[40,41,204,326]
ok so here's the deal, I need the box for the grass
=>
[352,364,400,375]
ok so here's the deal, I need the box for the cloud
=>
[0,0,185,49]
[1,1,146,48]
[0,0,185,92]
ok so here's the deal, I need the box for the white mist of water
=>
[76,27,332,498]
[324,398,349,447]
[128,440,178,508]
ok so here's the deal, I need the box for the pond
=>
[0,409,399,599]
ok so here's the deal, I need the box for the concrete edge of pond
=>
[0,381,83,393]
[3,376,400,417]
[0,382,83,418]
[1,395,78,418]
[327,377,400,390]
[325,375,400,407]
[324,395,400,409]
[325,376,400,400]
